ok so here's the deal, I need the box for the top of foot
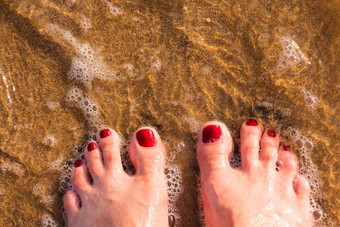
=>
[63,127,168,227]
[197,119,313,227]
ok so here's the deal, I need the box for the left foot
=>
[63,127,168,227]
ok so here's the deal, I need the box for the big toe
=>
[196,121,234,178]
[129,127,166,177]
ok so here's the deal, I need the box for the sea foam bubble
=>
[65,86,104,130]
[42,213,58,227]
[105,1,123,17]
[284,127,324,221]
[277,36,311,70]
[46,24,116,87]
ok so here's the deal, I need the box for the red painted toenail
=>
[246,119,258,126]
[87,142,97,151]
[100,129,111,138]
[74,159,83,168]
[283,144,290,151]
[202,125,222,143]
[267,129,276,137]
[136,129,156,147]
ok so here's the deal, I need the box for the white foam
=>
[277,36,311,70]
[46,102,60,111]
[48,156,64,171]
[284,127,324,221]
[65,86,104,130]
[80,15,92,32]
[196,174,205,226]
[202,66,212,75]
[66,0,76,7]
[281,108,292,116]
[167,141,185,163]
[131,16,140,22]
[123,63,135,77]
[299,87,319,109]
[150,58,162,73]
[120,139,135,175]
[27,97,34,102]
[1,66,15,122]
[105,1,123,16]
[0,158,25,177]
[43,134,57,147]
[45,24,116,87]
[41,213,58,227]
[181,117,202,136]
[255,100,274,110]
[33,184,54,206]
[166,165,183,224]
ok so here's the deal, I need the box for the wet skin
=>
[197,120,313,227]
[64,120,313,226]
[63,128,168,227]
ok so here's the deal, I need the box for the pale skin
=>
[63,120,313,227]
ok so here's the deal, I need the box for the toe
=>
[71,159,91,194]
[97,128,124,174]
[84,140,104,180]
[129,127,166,177]
[277,145,299,182]
[293,174,311,202]
[197,121,234,177]
[240,119,263,170]
[63,190,80,218]
[260,129,279,168]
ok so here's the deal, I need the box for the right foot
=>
[197,120,313,227]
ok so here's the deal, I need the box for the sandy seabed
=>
[0,0,339,226]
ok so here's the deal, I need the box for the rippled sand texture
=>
[0,0,339,226]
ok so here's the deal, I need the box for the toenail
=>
[74,159,83,167]
[88,142,97,151]
[202,125,222,143]
[283,144,290,151]
[246,119,258,126]
[100,129,111,138]
[136,129,156,147]
[267,129,276,137]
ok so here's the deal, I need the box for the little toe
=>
[277,145,299,182]
[84,140,104,180]
[97,128,124,174]
[196,121,234,177]
[129,127,166,177]
[71,159,91,195]
[240,119,263,170]
[63,190,80,218]
[293,174,311,202]
[260,129,279,168]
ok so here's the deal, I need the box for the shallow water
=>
[0,0,339,226]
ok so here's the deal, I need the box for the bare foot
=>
[197,120,313,227]
[63,128,168,227]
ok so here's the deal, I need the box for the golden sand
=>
[0,0,339,226]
